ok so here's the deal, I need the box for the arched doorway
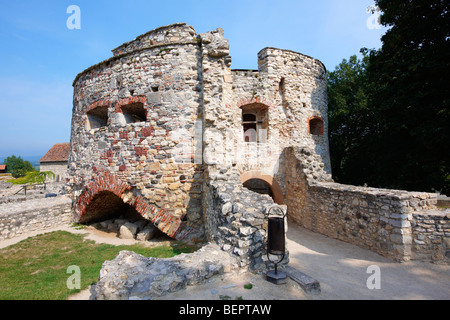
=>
[243,178,274,198]
[240,171,284,205]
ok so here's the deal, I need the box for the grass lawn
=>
[0,231,197,300]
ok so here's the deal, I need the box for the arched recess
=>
[86,105,108,129]
[308,116,324,135]
[243,179,274,198]
[240,171,284,205]
[73,172,183,239]
[78,190,141,224]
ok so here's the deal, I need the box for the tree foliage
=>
[3,155,34,178]
[328,0,450,194]
[327,52,375,185]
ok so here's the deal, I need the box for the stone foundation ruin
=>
[66,23,449,282]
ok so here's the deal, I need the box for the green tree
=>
[327,51,376,185]
[3,155,35,178]
[367,0,450,193]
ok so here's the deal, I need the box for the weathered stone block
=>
[119,222,138,239]
[136,224,157,241]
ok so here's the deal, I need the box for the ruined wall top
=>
[257,47,326,74]
[111,23,197,56]
[73,23,198,86]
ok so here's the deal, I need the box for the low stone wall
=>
[437,195,450,208]
[0,196,73,241]
[305,182,436,261]
[285,146,443,262]
[0,182,66,204]
[412,209,450,262]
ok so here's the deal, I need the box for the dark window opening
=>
[86,106,108,129]
[309,117,324,135]
[122,102,147,123]
[243,113,257,143]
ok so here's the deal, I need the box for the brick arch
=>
[240,171,284,205]
[236,97,275,110]
[85,100,111,114]
[114,95,147,113]
[73,172,184,239]
[73,172,131,222]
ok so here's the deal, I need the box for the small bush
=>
[8,171,54,185]
[244,283,253,290]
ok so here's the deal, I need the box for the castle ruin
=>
[67,23,448,270]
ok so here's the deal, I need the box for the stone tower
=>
[67,23,331,268]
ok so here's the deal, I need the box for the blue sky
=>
[0,0,386,158]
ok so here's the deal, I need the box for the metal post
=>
[266,206,287,284]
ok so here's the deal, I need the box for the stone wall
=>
[68,23,449,268]
[197,28,291,270]
[284,146,444,262]
[229,47,331,196]
[202,165,287,271]
[0,182,65,204]
[111,23,197,57]
[40,162,68,182]
[66,23,450,299]
[412,209,450,262]
[0,196,72,241]
[68,23,204,238]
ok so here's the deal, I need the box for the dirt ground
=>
[2,223,449,300]
[152,223,450,300]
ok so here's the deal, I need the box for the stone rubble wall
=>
[230,48,331,195]
[202,166,287,271]
[0,182,65,204]
[69,23,204,236]
[255,48,331,175]
[68,23,333,246]
[65,23,450,301]
[91,243,239,300]
[0,196,73,241]
[39,162,68,182]
[285,146,448,262]
[197,28,289,270]
[111,23,197,57]
[412,209,450,262]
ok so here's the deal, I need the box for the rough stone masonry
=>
[67,22,330,270]
[66,23,448,299]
